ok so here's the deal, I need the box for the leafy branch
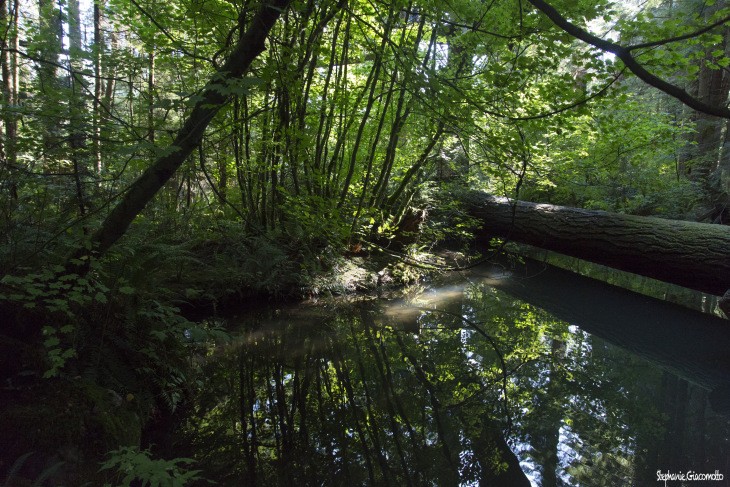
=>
[527,0,730,119]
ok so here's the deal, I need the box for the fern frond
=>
[1,451,34,487]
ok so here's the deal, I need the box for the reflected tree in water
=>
[182,298,530,485]
[180,280,730,486]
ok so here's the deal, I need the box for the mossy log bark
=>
[465,192,730,297]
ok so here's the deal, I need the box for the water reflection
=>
[183,264,730,486]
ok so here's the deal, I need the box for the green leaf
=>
[59,324,74,334]
[154,98,174,109]
[119,286,135,295]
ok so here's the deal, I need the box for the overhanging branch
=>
[527,0,730,119]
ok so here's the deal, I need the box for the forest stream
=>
[176,259,730,486]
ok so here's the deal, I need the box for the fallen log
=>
[464,192,730,297]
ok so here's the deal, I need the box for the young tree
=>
[69,0,295,268]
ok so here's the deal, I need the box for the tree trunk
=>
[93,0,103,177]
[0,0,18,208]
[68,0,293,268]
[36,0,63,157]
[464,192,730,296]
[686,0,730,222]
[475,419,532,487]
[67,0,87,216]
[0,0,16,166]
[147,49,155,144]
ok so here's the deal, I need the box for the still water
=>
[183,259,730,486]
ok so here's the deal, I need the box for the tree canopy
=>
[2,0,729,271]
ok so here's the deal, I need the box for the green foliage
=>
[0,267,111,377]
[40,324,77,378]
[0,267,105,316]
[422,185,483,247]
[517,94,697,217]
[100,447,208,487]
[2,0,728,481]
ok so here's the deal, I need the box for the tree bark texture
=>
[465,192,730,296]
[70,0,292,265]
